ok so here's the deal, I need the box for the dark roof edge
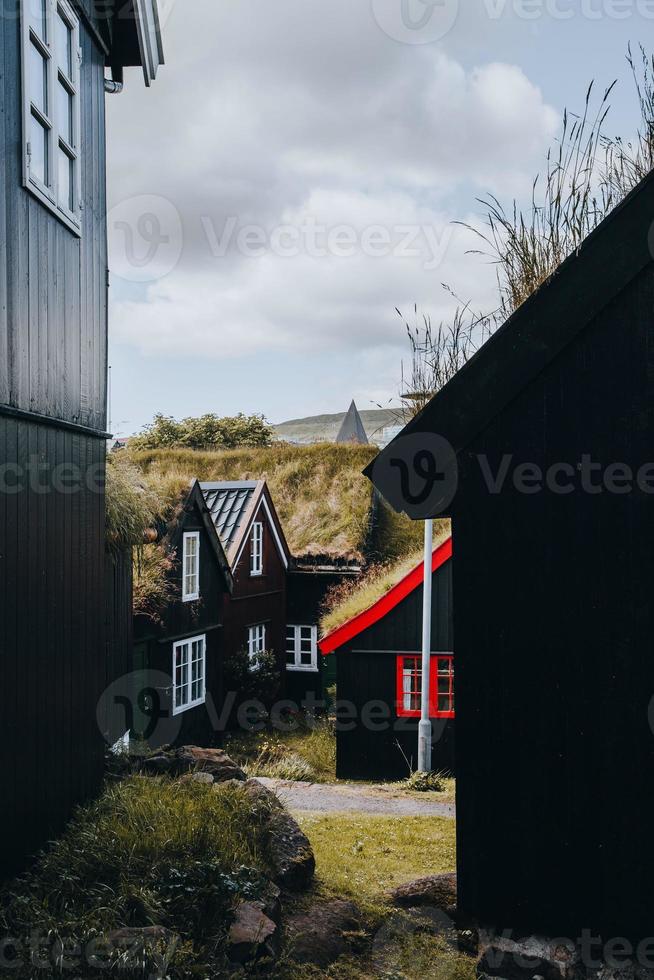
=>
[365,169,654,511]
[188,481,234,593]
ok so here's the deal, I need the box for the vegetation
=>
[129,442,378,557]
[132,543,177,622]
[223,647,283,716]
[321,521,450,636]
[130,412,274,452]
[273,408,397,445]
[0,776,276,977]
[104,453,158,556]
[227,719,337,783]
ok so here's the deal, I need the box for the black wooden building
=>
[133,482,233,748]
[367,171,654,941]
[320,538,453,780]
[0,0,162,877]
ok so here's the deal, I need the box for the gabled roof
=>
[337,401,369,444]
[184,482,234,593]
[319,536,452,654]
[199,480,291,571]
[365,170,654,517]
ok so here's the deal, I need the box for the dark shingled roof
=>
[199,481,258,558]
[336,401,369,445]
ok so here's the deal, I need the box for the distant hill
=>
[274,407,402,445]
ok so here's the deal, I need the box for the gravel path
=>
[255,777,455,818]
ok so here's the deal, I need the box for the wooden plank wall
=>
[454,263,654,940]
[0,417,107,877]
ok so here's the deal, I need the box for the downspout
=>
[104,66,124,94]
[418,519,433,772]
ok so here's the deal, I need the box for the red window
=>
[396,654,455,719]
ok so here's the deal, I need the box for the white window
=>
[247,623,266,663]
[21,0,82,233]
[172,635,206,715]
[286,625,318,671]
[182,532,200,601]
[250,521,263,576]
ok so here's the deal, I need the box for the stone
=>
[140,753,174,776]
[477,932,579,980]
[267,808,315,891]
[227,901,278,963]
[187,771,214,785]
[389,872,457,915]
[285,899,362,968]
[173,746,246,782]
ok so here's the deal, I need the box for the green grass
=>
[0,776,276,977]
[129,443,378,558]
[227,720,337,783]
[276,813,472,980]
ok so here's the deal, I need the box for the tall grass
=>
[105,453,158,556]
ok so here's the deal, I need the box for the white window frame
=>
[247,623,266,664]
[172,634,206,715]
[20,0,82,235]
[286,625,318,672]
[182,531,200,602]
[250,521,263,576]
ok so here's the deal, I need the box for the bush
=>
[228,718,337,784]
[132,543,177,622]
[130,412,274,451]
[223,647,283,717]
[405,770,445,793]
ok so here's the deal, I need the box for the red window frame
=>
[396,654,455,719]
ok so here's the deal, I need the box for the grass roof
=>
[128,443,380,558]
[321,520,451,636]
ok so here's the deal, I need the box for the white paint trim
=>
[182,531,200,602]
[172,634,206,715]
[285,624,318,672]
[234,494,289,571]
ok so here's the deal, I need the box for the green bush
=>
[130,412,273,451]
[405,770,445,793]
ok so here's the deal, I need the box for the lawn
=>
[277,812,474,980]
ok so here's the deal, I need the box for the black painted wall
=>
[453,263,654,940]
[335,559,454,780]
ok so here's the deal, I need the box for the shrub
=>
[224,647,283,717]
[405,770,445,793]
[132,543,177,622]
[105,453,158,555]
[130,412,274,451]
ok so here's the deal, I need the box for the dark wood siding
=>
[0,417,106,877]
[453,263,654,940]
[335,559,454,780]
[0,1,108,430]
[133,498,229,747]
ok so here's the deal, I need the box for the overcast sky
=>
[106,0,650,436]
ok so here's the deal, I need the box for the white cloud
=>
[107,0,558,366]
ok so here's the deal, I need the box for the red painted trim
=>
[319,536,453,654]
[396,653,455,719]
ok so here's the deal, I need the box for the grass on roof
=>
[128,443,378,558]
[321,520,451,636]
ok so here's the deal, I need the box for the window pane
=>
[29,0,47,41]
[56,10,72,78]
[300,651,313,666]
[57,80,73,143]
[30,113,48,184]
[58,145,73,211]
[30,41,48,115]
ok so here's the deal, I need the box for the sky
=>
[106,0,651,436]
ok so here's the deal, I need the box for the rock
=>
[389,872,457,915]
[181,771,214,785]
[174,746,246,782]
[227,901,278,963]
[267,808,315,890]
[478,932,579,980]
[285,899,362,968]
[140,753,174,776]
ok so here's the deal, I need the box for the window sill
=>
[173,695,206,716]
[182,593,200,603]
[24,177,82,238]
[286,665,319,673]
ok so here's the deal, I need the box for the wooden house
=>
[0,0,162,875]
[199,481,291,695]
[132,482,233,747]
[319,538,453,779]
[366,171,654,940]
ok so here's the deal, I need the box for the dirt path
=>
[255,777,455,818]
